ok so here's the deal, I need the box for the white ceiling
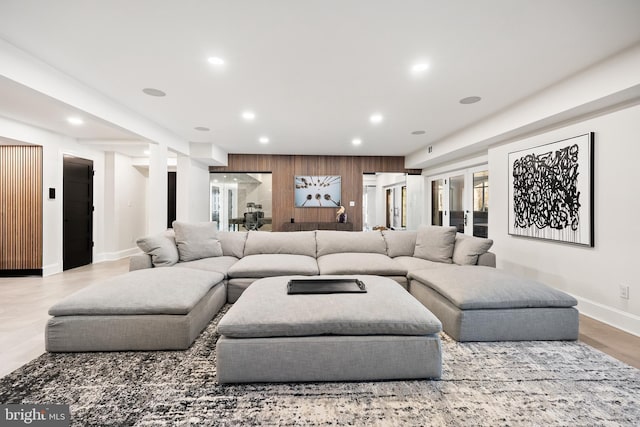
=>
[0,0,639,159]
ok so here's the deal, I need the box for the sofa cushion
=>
[173,221,223,262]
[452,234,494,265]
[393,256,454,273]
[413,226,457,264]
[178,256,239,278]
[382,230,417,257]
[227,254,319,278]
[243,231,316,257]
[317,253,407,276]
[214,231,247,258]
[49,268,224,316]
[217,275,442,338]
[136,232,179,267]
[409,266,578,310]
[316,231,386,256]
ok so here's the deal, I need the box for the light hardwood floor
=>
[1,259,638,378]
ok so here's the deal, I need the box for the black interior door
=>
[63,156,93,270]
[167,171,177,229]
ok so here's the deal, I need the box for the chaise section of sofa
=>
[46,267,226,352]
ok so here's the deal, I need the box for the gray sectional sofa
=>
[46,221,579,356]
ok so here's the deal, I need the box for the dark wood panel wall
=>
[0,145,43,272]
[211,154,420,231]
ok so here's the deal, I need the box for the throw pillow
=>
[136,232,179,267]
[413,225,457,263]
[452,234,494,265]
[172,221,223,262]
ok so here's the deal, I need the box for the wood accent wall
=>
[0,146,43,271]
[211,155,420,231]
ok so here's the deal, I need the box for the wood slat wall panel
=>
[0,146,43,270]
[211,155,420,231]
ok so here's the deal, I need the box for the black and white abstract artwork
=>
[508,133,594,246]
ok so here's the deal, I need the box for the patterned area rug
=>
[1,305,639,426]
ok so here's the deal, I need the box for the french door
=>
[428,166,489,237]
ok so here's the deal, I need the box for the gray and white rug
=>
[1,305,639,426]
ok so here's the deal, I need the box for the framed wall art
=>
[294,175,341,207]
[508,132,594,246]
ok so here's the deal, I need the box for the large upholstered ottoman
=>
[46,268,226,352]
[216,275,442,383]
[409,266,579,342]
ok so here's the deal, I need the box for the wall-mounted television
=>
[294,175,341,207]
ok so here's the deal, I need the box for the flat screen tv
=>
[294,175,341,207]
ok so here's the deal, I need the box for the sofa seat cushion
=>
[393,256,453,273]
[218,275,442,338]
[317,253,407,276]
[409,266,578,310]
[227,254,319,278]
[49,268,224,316]
[178,256,239,277]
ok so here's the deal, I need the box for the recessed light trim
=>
[207,56,225,66]
[411,63,429,73]
[352,138,362,146]
[67,116,84,125]
[259,136,269,144]
[142,88,166,97]
[241,111,256,121]
[194,126,210,131]
[411,130,426,135]
[369,113,383,124]
[460,96,482,104]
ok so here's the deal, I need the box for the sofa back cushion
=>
[214,231,247,258]
[413,226,457,264]
[382,230,417,257]
[136,232,179,267]
[452,234,494,265]
[173,221,223,262]
[316,231,386,257]
[243,231,316,257]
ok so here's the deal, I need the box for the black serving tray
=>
[287,278,367,294]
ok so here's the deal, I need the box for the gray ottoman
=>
[46,268,226,352]
[216,275,442,383]
[409,266,579,342]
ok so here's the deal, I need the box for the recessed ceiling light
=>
[241,111,256,121]
[411,130,426,135]
[207,56,225,66]
[194,126,210,131]
[259,136,269,144]
[142,88,166,97]
[369,113,383,124]
[67,116,84,125]
[460,96,482,104]
[143,150,150,155]
[411,63,429,73]
[352,138,362,146]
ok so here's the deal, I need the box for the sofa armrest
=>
[129,254,153,271]
[477,251,496,267]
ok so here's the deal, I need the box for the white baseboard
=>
[42,263,61,277]
[95,247,142,263]
[572,294,640,337]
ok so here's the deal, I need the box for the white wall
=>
[103,152,147,260]
[488,103,640,335]
[176,155,211,223]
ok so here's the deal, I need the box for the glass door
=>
[428,166,489,237]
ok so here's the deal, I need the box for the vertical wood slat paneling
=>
[0,146,43,270]
[211,155,420,231]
